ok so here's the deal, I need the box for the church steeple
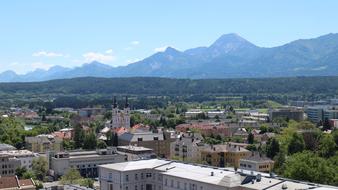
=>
[125,96,129,108]
[113,96,117,108]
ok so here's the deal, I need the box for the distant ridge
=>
[1,33,338,82]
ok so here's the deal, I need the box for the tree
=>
[15,167,27,179]
[332,129,338,147]
[74,124,84,148]
[273,149,286,173]
[246,144,257,151]
[83,132,97,150]
[259,125,268,134]
[247,133,254,144]
[97,140,107,149]
[282,151,336,185]
[288,133,305,155]
[318,134,336,158]
[60,169,83,185]
[266,138,280,159]
[32,157,48,181]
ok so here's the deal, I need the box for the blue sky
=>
[1,0,338,74]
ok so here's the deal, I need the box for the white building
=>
[99,159,337,190]
[0,150,39,170]
[108,97,130,129]
[49,147,127,178]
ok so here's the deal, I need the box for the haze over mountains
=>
[1,33,338,82]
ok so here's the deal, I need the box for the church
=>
[109,96,131,129]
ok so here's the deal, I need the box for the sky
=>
[0,0,338,74]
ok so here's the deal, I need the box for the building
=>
[49,147,127,178]
[117,145,156,160]
[99,159,334,190]
[25,134,63,153]
[200,143,251,168]
[0,150,39,170]
[118,129,174,158]
[170,132,205,162]
[329,119,338,128]
[239,152,274,172]
[108,96,130,129]
[0,143,16,151]
[306,106,338,123]
[176,122,237,137]
[269,108,304,121]
[0,176,36,190]
[0,154,20,176]
[79,107,106,118]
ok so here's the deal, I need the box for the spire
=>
[113,96,117,108]
[125,96,129,108]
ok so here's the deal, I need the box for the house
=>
[25,134,63,153]
[0,176,36,190]
[170,132,206,162]
[118,129,174,158]
[239,152,274,172]
[200,143,251,168]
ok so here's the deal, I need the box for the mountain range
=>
[1,33,338,82]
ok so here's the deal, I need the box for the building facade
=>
[200,144,251,168]
[25,134,63,153]
[239,152,274,172]
[170,132,205,162]
[109,96,131,129]
[0,150,38,170]
[49,147,127,178]
[0,154,20,176]
[118,130,174,158]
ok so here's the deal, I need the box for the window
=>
[135,174,138,180]
[165,178,168,186]
[138,138,143,141]
[141,173,144,179]
[177,181,180,188]
[126,186,128,190]
[171,179,173,187]
[135,185,138,190]
[109,173,112,180]
[146,173,152,178]
[126,175,129,181]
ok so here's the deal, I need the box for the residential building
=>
[176,122,237,137]
[0,176,36,190]
[329,119,338,128]
[118,129,174,158]
[99,159,332,190]
[200,143,251,168]
[0,154,20,176]
[0,150,39,170]
[239,152,274,172]
[170,132,205,162]
[49,147,127,178]
[25,134,63,153]
[269,108,304,121]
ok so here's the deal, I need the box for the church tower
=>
[110,96,131,129]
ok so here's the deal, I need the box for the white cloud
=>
[83,52,116,63]
[105,49,113,54]
[131,41,140,45]
[32,51,63,57]
[154,46,169,52]
[125,58,141,64]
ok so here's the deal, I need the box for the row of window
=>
[164,178,204,190]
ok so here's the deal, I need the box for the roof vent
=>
[211,172,214,176]
[256,174,261,182]
[282,184,288,189]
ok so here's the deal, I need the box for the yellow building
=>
[200,143,250,168]
[239,152,274,172]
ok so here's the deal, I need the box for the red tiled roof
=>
[0,176,19,189]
